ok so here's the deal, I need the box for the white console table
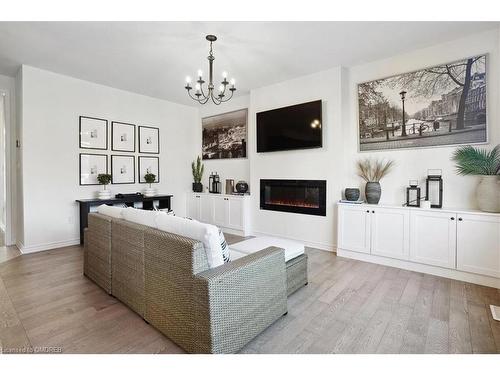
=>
[187,193,251,236]
[337,202,500,288]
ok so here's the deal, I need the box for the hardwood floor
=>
[0,241,499,354]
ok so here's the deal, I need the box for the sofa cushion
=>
[97,204,124,219]
[230,236,304,262]
[219,228,230,263]
[122,207,159,228]
[155,213,224,268]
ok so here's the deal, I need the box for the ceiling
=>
[0,21,497,106]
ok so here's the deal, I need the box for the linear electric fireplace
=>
[260,179,326,216]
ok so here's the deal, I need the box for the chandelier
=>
[184,35,236,105]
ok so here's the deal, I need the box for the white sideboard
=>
[337,202,500,288]
[187,193,251,236]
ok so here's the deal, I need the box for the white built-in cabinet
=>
[337,202,500,287]
[188,193,250,236]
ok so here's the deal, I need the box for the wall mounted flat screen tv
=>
[257,100,322,153]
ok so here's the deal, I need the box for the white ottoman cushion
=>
[229,249,248,261]
[230,236,304,262]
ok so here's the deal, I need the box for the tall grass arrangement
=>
[356,158,395,182]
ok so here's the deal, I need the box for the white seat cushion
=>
[230,236,304,262]
[122,207,159,228]
[96,204,124,219]
[155,213,224,268]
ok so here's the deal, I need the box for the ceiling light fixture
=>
[184,35,236,105]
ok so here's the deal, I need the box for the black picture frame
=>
[111,121,136,153]
[79,116,108,150]
[79,153,108,186]
[138,125,160,154]
[111,155,136,184]
[138,156,160,183]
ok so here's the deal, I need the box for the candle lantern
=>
[406,179,421,207]
[425,169,443,208]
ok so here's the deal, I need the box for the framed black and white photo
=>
[138,156,160,183]
[79,153,108,185]
[139,126,160,154]
[202,108,247,159]
[79,116,108,150]
[358,54,487,151]
[111,155,135,184]
[112,121,136,152]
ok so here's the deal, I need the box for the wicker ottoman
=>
[230,236,308,296]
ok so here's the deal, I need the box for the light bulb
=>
[195,83,201,91]
[219,85,224,92]
[197,69,203,78]
[222,71,228,79]
[185,76,192,84]
[230,78,236,86]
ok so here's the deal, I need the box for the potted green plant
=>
[357,158,395,204]
[192,156,204,193]
[97,173,112,199]
[452,145,500,213]
[143,172,157,197]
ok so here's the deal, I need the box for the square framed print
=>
[138,126,160,154]
[111,155,135,184]
[202,108,247,159]
[79,116,108,150]
[79,153,108,185]
[138,156,160,183]
[112,121,136,152]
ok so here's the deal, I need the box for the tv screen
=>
[256,100,322,152]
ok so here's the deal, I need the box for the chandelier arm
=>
[219,89,234,103]
[187,90,204,103]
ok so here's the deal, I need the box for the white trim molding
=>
[18,238,80,254]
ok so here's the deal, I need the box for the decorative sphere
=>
[235,181,249,194]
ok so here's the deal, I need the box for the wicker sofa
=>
[83,212,307,353]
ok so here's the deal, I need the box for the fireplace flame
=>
[266,199,319,208]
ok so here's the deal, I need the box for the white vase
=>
[144,186,156,197]
[476,175,500,213]
[98,186,111,199]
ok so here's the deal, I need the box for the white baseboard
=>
[252,230,336,252]
[337,248,500,289]
[18,238,81,254]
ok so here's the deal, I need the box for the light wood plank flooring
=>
[0,240,499,354]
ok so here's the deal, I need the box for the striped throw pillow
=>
[218,228,230,263]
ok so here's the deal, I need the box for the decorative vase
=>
[365,182,381,204]
[344,188,360,201]
[476,175,500,213]
[144,185,156,197]
[235,181,249,194]
[98,186,111,200]
[192,182,203,192]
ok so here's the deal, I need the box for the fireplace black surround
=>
[260,179,326,216]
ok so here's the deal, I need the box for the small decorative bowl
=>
[344,188,360,201]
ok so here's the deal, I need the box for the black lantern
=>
[425,169,443,208]
[406,179,421,207]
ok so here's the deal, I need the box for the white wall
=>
[198,95,250,192]
[249,67,344,251]
[201,27,500,252]
[343,28,500,210]
[18,65,199,252]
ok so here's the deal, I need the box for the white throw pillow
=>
[218,228,230,263]
[96,204,124,219]
[122,207,159,228]
[155,213,224,268]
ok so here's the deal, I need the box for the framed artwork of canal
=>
[357,54,487,152]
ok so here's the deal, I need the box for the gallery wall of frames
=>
[78,115,161,186]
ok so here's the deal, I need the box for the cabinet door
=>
[457,213,500,278]
[212,196,228,227]
[227,197,243,229]
[409,210,456,269]
[338,205,371,254]
[371,207,409,260]
[199,195,213,224]
[188,195,201,220]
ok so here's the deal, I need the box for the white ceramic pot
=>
[144,187,156,197]
[98,187,111,199]
[476,175,500,213]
